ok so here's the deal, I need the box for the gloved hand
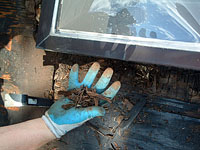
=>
[42,62,121,138]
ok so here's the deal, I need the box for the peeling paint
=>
[5,39,12,51]
[6,107,20,111]
[2,83,20,94]
[0,74,11,80]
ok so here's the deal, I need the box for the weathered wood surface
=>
[40,91,200,150]
[0,0,53,97]
[45,52,200,103]
[40,53,200,149]
[0,1,200,149]
[0,0,35,49]
[0,0,53,126]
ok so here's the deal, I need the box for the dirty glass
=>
[57,0,200,43]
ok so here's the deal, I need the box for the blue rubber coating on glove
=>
[48,98,105,125]
[102,81,121,100]
[47,63,120,128]
[68,64,81,90]
[94,68,113,94]
[82,63,100,88]
[68,63,100,90]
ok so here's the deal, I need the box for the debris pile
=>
[59,86,111,109]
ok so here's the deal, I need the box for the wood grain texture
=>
[0,0,53,98]
[0,0,34,49]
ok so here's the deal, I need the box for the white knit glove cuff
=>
[42,112,83,138]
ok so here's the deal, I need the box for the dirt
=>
[60,86,111,109]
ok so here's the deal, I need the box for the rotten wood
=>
[86,90,112,103]
[61,104,74,110]
[59,86,111,109]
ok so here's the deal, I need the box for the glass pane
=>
[58,0,200,43]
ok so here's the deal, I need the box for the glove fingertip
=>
[86,106,106,118]
[96,107,106,116]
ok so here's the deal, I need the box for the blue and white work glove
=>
[42,62,121,138]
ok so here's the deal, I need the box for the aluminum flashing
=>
[37,0,200,70]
